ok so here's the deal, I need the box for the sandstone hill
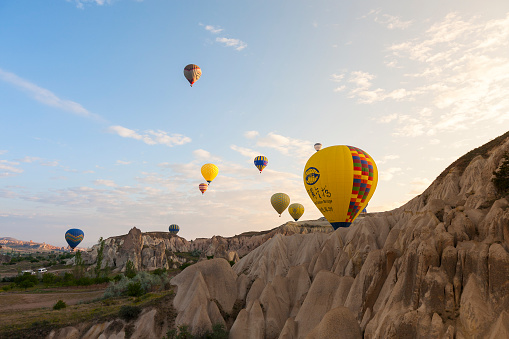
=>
[169,131,509,338]
[81,219,333,272]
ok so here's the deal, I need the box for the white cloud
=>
[377,155,400,164]
[204,25,223,34]
[244,131,259,139]
[330,73,345,82]
[193,149,211,160]
[18,156,41,163]
[216,37,247,51]
[379,167,402,181]
[231,145,259,159]
[67,0,115,9]
[256,132,313,159]
[108,125,191,147]
[94,179,117,187]
[0,160,23,177]
[0,68,103,121]
[0,150,7,155]
[375,14,412,30]
[377,113,398,123]
[40,160,60,167]
[116,160,132,165]
[343,12,509,137]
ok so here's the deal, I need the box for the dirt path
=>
[0,289,105,311]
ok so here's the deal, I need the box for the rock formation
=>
[169,131,509,338]
[81,219,332,272]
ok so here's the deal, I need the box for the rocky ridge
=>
[81,219,333,272]
[170,131,509,338]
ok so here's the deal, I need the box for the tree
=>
[95,237,105,278]
[125,260,136,279]
[73,250,85,279]
[493,152,509,196]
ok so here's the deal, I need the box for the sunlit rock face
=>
[168,131,509,338]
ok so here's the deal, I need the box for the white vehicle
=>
[37,268,48,273]
[21,270,36,275]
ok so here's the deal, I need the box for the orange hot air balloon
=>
[199,183,208,194]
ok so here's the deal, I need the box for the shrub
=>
[53,300,67,310]
[179,262,193,270]
[493,152,509,195]
[127,282,144,297]
[209,323,229,339]
[118,305,141,321]
[125,260,136,279]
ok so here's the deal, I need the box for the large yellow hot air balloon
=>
[201,163,218,184]
[271,193,290,217]
[183,64,202,87]
[303,145,378,230]
[288,203,304,221]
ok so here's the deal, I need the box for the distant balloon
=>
[65,228,84,250]
[314,143,322,151]
[303,145,378,230]
[254,156,268,173]
[183,64,202,87]
[201,164,219,184]
[199,183,208,194]
[169,224,180,234]
[288,203,305,221]
[271,193,290,217]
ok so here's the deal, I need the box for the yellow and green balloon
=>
[303,145,378,230]
[288,203,304,221]
[271,193,290,217]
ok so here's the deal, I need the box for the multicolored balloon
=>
[288,203,305,221]
[65,228,84,250]
[201,163,218,184]
[199,183,208,194]
[271,193,290,217]
[183,64,202,87]
[314,143,322,151]
[169,224,180,234]
[303,145,378,230]
[254,156,268,173]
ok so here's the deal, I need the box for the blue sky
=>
[1,0,509,247]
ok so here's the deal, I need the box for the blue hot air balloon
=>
[254,156,268,173]
[65,228,84,250]
[169,224,180,235]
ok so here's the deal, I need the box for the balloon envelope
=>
[201,164,218,184]
[183,64,201,86]
[199,183,208,194]
[303,145,378,230]
[271,193,290,217]
[169,224,180,234]
[288,203,305,221]
[254,156,268,173]
[65,228,84,249]
[314,143,322,151]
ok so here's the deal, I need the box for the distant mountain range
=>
[0,237,86,253]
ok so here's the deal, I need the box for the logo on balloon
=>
[305,167,320,185]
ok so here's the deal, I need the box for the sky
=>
[1,0,509,248]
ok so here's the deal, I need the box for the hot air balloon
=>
[183,64,202,87]
[314,143,322,151]
[169,224,180,234]
[254,156,268,173]
[271,193,290,217]
[303,145,378,230]
[288,203,305,221]
[201,163,218,184]
[65,228,84,251]
[199,183,208,194]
